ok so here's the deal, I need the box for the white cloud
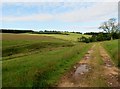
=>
[2,14,53,22]
[65,25,99,30]
[2,2,118,23]
[57,2,118,22]
[1,0,120,2]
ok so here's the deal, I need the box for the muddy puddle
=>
[58,44,120,87]
[72,49,93,78]
[73,63,91,78]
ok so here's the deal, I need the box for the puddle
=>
[73,64,89,77]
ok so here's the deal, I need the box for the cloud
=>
[1,0,120,2]
[65,25,98,30]
[2,2,118,23]
[57,2,118,22]
[2,14,53,22]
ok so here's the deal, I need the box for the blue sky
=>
[1,2,118,33]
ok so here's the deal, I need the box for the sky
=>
[1,0,118,33]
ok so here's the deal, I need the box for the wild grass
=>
[2,42,73,59]
[2,33,67,48]
[2,43,92,87]
[2,33,73,60]
[2,33,92,87]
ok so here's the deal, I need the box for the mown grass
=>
[2,43,92,87]
[101,39,119,67]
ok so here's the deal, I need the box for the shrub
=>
[78,32,118,43]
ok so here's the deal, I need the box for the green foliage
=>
[78,32,119,43]
[1,29,34,33]
[98,18,119,40]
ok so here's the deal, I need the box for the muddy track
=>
[99,45,120,87]
[57,43,120,87]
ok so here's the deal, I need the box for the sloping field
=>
[2,33,73,60]
[2,33,67,48]
[2,33,92,87]
[33,33,91,42]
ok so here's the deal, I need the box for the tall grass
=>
[2,43,92,87]
[2,33,92,87]
[32,44,92,87]
[2,33,74,60]
[2,42,73,58]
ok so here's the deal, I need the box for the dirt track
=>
[57,43,120,87]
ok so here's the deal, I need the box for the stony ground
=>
[57,43,120,87]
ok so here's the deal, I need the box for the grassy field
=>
[2,33,73,60]
[2,33,92,87]
[2,33,68,48]
[33,33,91,42]
[101,39,119,67]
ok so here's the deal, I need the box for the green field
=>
[101,39,119,67]
[2,33,92,87]
[2,33,74,60]
[32,33,91,42]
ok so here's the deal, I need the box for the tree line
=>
[1,29,83,35]
[0,29,34,33]
[78,18,120,43]
[0,29,68,35]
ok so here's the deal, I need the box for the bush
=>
[112,32,120,39]
[79,36,90,43]
[78,32,116,43]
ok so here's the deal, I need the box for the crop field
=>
[2,33,92,87]
[101,39,119,67]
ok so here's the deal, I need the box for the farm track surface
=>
[57,43,120,87]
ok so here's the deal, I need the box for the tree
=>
[98,18,119,40]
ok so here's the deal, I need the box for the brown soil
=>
[57,43,120,87]
[99,45,120,87]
